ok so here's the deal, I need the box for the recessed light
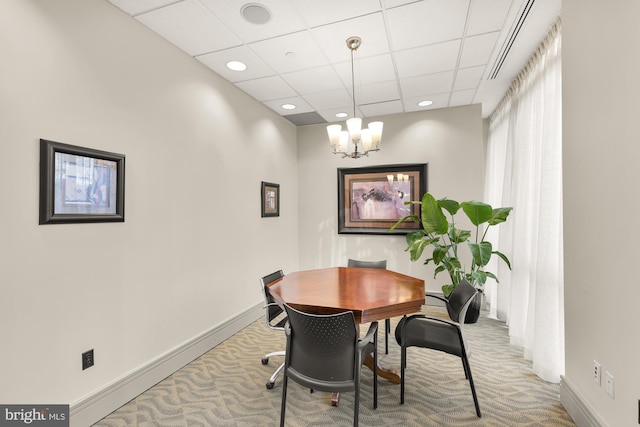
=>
[282,104,296,110]
[240,3,272,25]
[226,61,247,71]
[335,112,348,118]
[418,100,434,107]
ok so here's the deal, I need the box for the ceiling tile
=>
[334,53,397,87]
[248,31,329,74]
[454,66,485,91]
[134,0,242,56]
[198,0,306,43]
[459,32,500,68]
[359,81,400,105]
[318,106,363,124]
[304,89,352,111]
[382,0,422,8]
[403,92,451,112]
[449,89,476,106]
[395,40,461,79]
[262,97,314,114]
[359,99,404,118]
[311,13,390,63]
[293,0,382,28]
[235,76,297,101]
[281,66,344,95]
[108,0,178,16]
[399,71,455,97]
[196,46,275,82]
[466,0,513,36]
[386,0,469,50]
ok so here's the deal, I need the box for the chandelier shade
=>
[327,36,383,159]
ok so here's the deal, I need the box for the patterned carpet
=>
[93,307,575,426]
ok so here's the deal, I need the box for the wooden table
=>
[267,267,425,403]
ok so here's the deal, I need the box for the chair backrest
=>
[347,259,387,269]
[283,304,358,385]
[446,279,478,323]
[261,270,285,325]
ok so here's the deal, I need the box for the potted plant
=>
[390,193,512,323]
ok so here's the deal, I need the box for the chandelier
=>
[327,36,383,159]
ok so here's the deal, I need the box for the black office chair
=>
[260,270,287,390]
[395,279,481,417]
[347,259,391,354]
[280,304,378,427]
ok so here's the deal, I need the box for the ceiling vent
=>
[488,0,535,79]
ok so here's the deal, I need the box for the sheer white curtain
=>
[485,20,564,383]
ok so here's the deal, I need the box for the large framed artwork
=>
[261,181,280,217]
[39,139,125,224]
[337,163,428,235]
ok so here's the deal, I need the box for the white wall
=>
[297,104,485,292]
[562,1,640,426]
[0,0,298,414]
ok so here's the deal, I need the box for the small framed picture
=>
[39,139,125,224]
[261,181,280,217]
[338,163,428,234]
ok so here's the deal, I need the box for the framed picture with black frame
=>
[39,139,125,224]
[261,181,280,217]
[337,163,427,234]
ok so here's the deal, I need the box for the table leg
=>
[363,354,400,384]
[331,393,340,406]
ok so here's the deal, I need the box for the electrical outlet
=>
[593,360,601,385]
[605,371,614,398]
[82,349,94,370]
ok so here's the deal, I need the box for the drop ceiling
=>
[107,0,560,125]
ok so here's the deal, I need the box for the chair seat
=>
[286,368,357,393]
[396,316,464,357]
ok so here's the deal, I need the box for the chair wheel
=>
[266,382,275,389]
[261,358,269,365]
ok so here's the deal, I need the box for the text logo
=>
[0,405,69,427]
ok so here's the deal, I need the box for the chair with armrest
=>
[280,304,378,427]
[395,279,481,417]
[260,270,287,390]
[347,259,391,354]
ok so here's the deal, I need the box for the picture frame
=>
[39,139,125,224]
[261,181,280,217]
[337,163,428,235]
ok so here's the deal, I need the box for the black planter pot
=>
[446,290,483,324]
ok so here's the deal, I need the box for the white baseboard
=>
[70,303,263,427]
[560,375,607,427]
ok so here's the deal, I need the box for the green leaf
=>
[468,241,492,267]
[470,270,487,286]
[407,237,431,262]
[493,250,512,269]
[488,207,513,226]
[448,257,462,270]
[405,230,425,245]
[389,214,420,231]
[461,200,493,226]
[437,198,460,216]
[485,271,499,282]
[432,246,448,264]
[420,193,448,235]
[442,284,456,298]
[434,265,446,278]
[449,226,471,244]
